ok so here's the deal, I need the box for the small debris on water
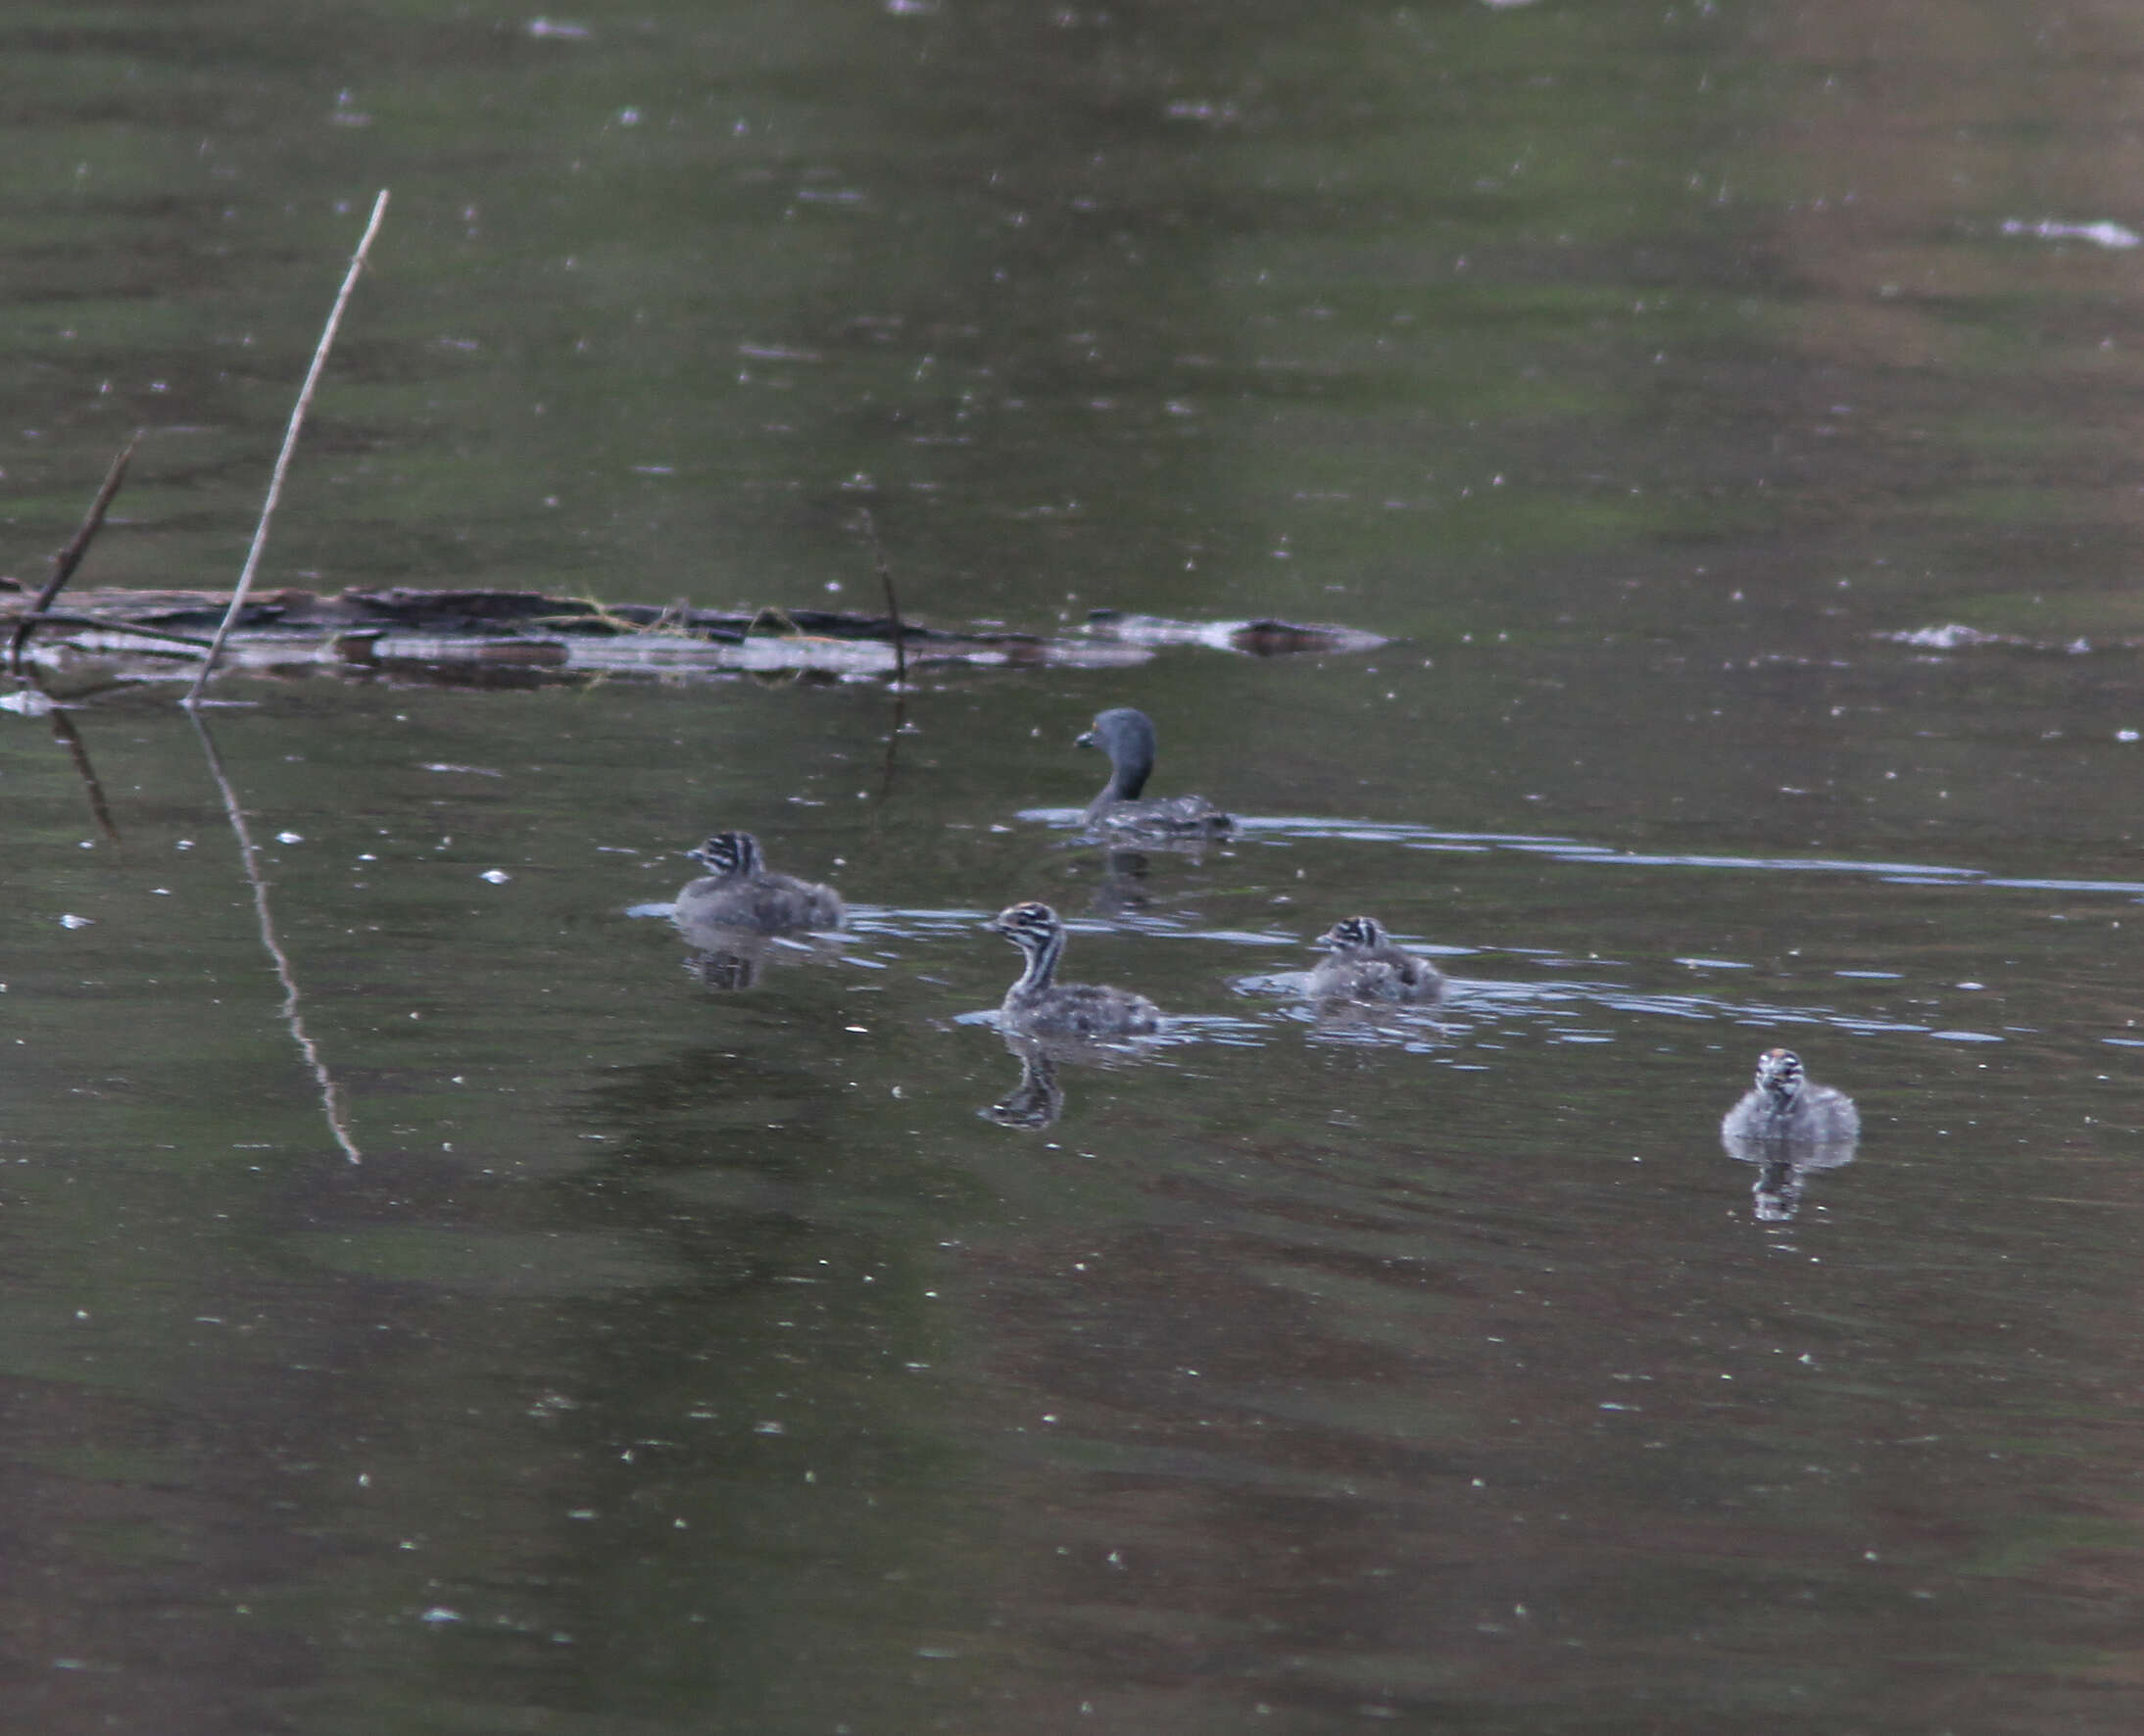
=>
[2001,216,2140,249]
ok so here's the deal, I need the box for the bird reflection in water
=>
[1723,1136,1858,1222]
[977,1030,1171,1131]
[981,1035,1066,1129]
[1719,1047,1861,1222]
[1087,846,1153,917]
[674,916,841,991]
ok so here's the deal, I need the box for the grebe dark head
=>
[1075,707,1158,801]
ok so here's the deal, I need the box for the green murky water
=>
[7,2,2144,1731]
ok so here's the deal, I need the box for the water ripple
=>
[1020,809,2144,897]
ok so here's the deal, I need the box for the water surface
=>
[7,2,2144,1732]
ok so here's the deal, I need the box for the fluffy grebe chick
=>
[1076,707,1232,836]
[988,900,1160,1037]
[673,832,844,932]
[1306,915,1444,1004]
[1720,1047,1859,1144]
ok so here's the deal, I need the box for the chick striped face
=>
[689,832,761,878]
[1756,1047,1804,1100]
[1319,916,1388,953]
[988,901,1062,951]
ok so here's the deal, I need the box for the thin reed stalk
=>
[185,189,390,704]
[858,507,907,687]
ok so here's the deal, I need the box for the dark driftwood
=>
[4,585,1385,648]
[8,585,1024,649]
[0,583,1389,687]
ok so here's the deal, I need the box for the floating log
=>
[0,583,1388,689]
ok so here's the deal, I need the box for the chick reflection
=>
[1723,1136,1858,1222]
[674,916,839,991]
[981,1035,1066,1129]
[1719,1046,1861,1222]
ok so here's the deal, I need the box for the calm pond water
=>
[8,2,2144,1732]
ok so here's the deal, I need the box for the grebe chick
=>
[1306,916,1444,1005]
[673,832,844,933]
[988,901,1160,1038]
[1720,1047,1859,1145]
[1076,707,1232,836]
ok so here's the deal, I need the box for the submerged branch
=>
[8,430,142,678]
